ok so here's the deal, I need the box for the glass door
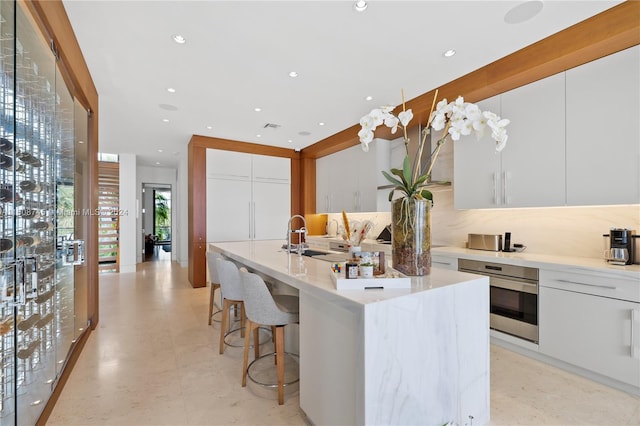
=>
[0,1,88,423]
[13,1,59,423]
[0,1,17,421]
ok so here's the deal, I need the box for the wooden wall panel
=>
[188,142,207,287]
[187,135,301,287]
[190,134,298,159]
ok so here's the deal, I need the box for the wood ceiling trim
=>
[301,1,640,160]
[190,134,301,160]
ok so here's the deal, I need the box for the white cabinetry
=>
[454,74,565,209]
[565,45,640,205]
[454,96,501,209]
[316,140,389,213]
[432,254,458,271]
[206,149,251,180]
[539,269,640,388]
[455,46,639,209]
[206,149,290,242]
[500,73,566,207]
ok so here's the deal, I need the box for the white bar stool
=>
[216,258,247,354]
[239,269,299,405]
[206,251,223,325]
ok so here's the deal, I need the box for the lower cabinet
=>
[432,255,458,270]
[539,276,640,388]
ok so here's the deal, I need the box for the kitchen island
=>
[210,240,490,425]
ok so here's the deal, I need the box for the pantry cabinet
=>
[454,74,565,209]
[206,149,290,242]
[539,269,640,389]
[565,45,640,206]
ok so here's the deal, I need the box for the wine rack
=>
[0,1,87,424]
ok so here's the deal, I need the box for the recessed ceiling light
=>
[288,139,293,143]
[319,122,325,126]
[162,118,169,122]
[254,107,262,112]
[206,125,213,130]
[167,88,176,93]
[365,95,373,101]
[158,149,163,153]
[256,134,262,138]
[443,49,456,58]
[353,1,368,12]
[172,34,186,44]
[288,71,298,78]
[156,162,161,165]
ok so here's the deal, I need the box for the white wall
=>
[119,154,137,273]
[136,165,177,263]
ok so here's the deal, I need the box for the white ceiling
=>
[61,0,621,168]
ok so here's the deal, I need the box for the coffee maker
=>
[604,228,635,265]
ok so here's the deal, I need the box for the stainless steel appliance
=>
[459,258,539,343]
[467,233,502,251]
[603,228,635,265]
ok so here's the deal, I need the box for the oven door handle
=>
[490,277,538,294]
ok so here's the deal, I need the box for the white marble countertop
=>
[308,234,640,279]
[431,246,640,279]
[209,240,485,308]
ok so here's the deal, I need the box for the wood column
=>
[188,142,207,288]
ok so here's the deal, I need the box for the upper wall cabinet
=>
[455,45,639,209]
[454,96,503,209]
[500,73,566,207]
[565,45,640,206]
[316,140,389,213]
[455,74,566,209]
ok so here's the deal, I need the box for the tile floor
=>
[48,259,640,425]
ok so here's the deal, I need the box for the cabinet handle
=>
[252,202,256,239]
[493,172,498,205]
[433,261,452,266]
[248,202,252,239]
[556,279,616,290]
[502,171,508,205]
[632,309,639,359]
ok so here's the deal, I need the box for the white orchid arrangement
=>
[358,90,510,203]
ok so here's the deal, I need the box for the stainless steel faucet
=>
[287,215,307,256]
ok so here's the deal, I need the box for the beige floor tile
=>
[48,259,639,426]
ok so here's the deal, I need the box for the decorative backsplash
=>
[326,187,640,260]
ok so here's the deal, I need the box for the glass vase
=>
[391,197,431,276]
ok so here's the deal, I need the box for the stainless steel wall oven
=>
[459,259,539,343]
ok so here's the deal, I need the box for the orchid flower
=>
[358,91,509,202]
